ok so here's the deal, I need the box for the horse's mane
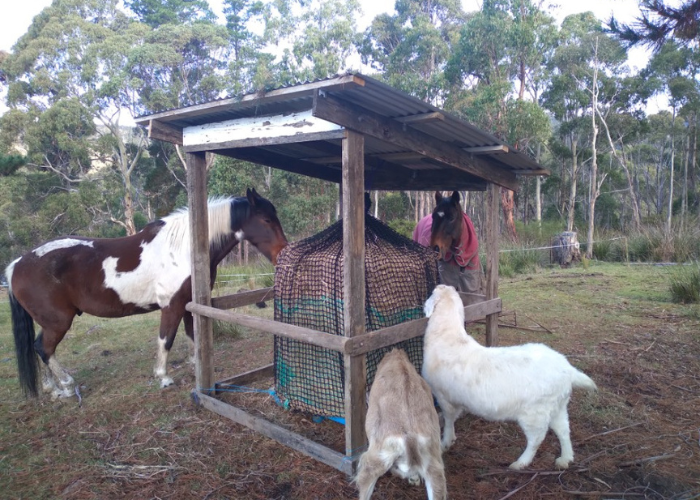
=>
[160,197,247,255]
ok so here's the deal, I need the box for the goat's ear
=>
[424,292,437,318]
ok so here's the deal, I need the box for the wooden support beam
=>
[196,393,353,475]
[466,145,509,154]
[211,287,274,310]
[345,298,502,356]
[342,130,367,475]
[187,152,214,393]
[395,112,445,124]
[183,109,345,152]
[186,303,348,353]
[219,148,342,184]
[148,120,183,145]
[485,182,500,347]
[215,364,274,389]
[312,92,519,191]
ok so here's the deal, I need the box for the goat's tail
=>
[571,368,597,392]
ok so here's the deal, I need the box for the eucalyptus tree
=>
[260,0,361,84]
[444,0,554,239]
[543,12,627,236]
[1,0,156,235]
[360,0,464,104]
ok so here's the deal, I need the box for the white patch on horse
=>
[101,198,234,309]
[33,239,94,258]
[4,257,20,290]
[235,230,244,241]
[155,337,174,387]
[437,211,445,218]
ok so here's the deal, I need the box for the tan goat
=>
[355,348,447,500]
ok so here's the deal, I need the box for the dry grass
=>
[1,262,699,499]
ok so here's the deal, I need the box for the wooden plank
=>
[185,130,346,153]
[342,130,367,474]
[485,182,500,347]
[219,148,342,184]
[148,120,183,145]
[345,298,502,356]
[196,393,353,475]
[466,145,509,154]
[187,152,214,393]
[395,112,445,124]
[183,109,345,152]
[135,74,365,125]
[186,303,348,353]
[211,287,274,310]
[312,92,519,191]
[215,364,274,388]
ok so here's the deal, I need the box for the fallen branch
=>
[480,467,588,477]
[497,473,539,500]
[619,453,676,467]
[578,422,643,443]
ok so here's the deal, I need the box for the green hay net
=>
[274,214,439,417]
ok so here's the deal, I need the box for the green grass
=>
[669,262,700,304]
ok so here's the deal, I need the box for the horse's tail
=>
[8,290,39,397]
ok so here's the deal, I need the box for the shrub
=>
[670,263,700,304]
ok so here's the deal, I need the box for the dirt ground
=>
[0,263,699,499]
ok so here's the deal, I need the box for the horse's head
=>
[430,191,463,261]
[240,188,288,265]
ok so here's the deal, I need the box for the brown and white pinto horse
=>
[6,188,287,399]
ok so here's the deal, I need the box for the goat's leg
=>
[356,449,391,500]
[550,405,574,469]
[437,398,462,451]
[424,460,447,500]
[510,414,549,470]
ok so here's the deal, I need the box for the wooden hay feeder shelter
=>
[135,72,549,475]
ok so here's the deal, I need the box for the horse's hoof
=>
[160,377,174,388]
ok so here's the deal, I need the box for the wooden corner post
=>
[186,152,214,393]
[342,129,367,474]
[485,182,500,346]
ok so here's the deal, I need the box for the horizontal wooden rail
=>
[186,302,348,353]
[345,298,502,356]
[215,363,275,390]
[195,392,354,475]
[212,287,275,309]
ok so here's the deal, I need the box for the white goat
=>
[355,348,447,500]
[422,285,597,470]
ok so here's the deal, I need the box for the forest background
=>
[1,0,699,273]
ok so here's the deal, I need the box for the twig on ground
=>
[619,453,676,467]
[497,473,539,500]
[578,422,643,444]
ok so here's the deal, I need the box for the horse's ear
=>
[435,191,443,204]
[247,188,258,207]
[451,191,460,205]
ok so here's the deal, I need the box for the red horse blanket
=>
[413,212,480,271]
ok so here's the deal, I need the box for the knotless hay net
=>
[273,215,439,418]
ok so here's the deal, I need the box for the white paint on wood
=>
[183,110,343,147]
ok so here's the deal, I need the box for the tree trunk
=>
[501,188,517,242]
[586,37,600,260]
[567,137,578,232]
[666,108,676,237]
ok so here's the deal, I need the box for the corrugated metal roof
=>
[135,72,548,190]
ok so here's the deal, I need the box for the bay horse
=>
[412,191,481,294]
[6,188,287,399]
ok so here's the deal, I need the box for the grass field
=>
[0,262,698,499]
